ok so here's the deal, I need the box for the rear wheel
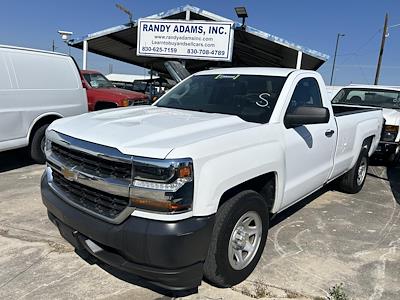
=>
[30,124,49,164]
[203,190,269,287]
[336,148,369,194]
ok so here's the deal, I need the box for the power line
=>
[353,29,381,54]
[339,29,381,65]
[331,27,383,85]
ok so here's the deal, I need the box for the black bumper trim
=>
[375,142,399,155]
[41,173,215,291]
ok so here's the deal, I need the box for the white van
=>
[0,45,87,163]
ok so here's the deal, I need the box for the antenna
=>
[116,3,133,24]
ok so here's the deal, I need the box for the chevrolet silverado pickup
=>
[41,68,383,292]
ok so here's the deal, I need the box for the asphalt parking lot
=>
[0,149,399,300]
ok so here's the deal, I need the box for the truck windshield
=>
[155,74,286,124]
[332,88,400,109]
[83,73,115,88]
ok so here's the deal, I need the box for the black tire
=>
[388,147,400,166]
[336,148,369,194]
[203,190,269,287]
[30,124,49,164]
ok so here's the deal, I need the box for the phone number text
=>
[140,47,226,56]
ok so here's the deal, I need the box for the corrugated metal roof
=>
[69,5,329,72]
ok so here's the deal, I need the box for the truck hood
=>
[48,106,258,158]
[93,87,146,99]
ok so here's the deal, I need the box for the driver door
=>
[282,76,337,208]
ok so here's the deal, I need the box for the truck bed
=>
[332,104,381,117]
[330,104,383,181]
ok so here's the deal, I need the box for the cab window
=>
[287,77,323,113]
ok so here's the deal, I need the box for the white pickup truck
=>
[41,68,383,292]
[332,84,400,164]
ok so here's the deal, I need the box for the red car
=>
[81,70,148,111]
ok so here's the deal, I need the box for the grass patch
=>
[327,283,349,300]
[253,280,272,298]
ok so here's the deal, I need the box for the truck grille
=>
[130,98,148,106]
[46,132,134,223]
[52,171,130,219]
[51,143,131,180]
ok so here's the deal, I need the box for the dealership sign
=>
[137,19,234,61]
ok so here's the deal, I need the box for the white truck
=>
[332,84,400,164]
[41,68,383,292]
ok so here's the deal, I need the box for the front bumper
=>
[374,142,399,157]
[41,173,215,291]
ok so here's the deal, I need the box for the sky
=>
[0,0,399,86]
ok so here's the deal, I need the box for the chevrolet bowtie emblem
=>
[61,166,78,181]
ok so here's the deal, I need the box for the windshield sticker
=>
[256,93,271,108]
[214,74,240,80]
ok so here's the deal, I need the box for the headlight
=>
[129,158,194,213]
[382,125,399,142]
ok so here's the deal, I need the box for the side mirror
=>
[284,106,330,128]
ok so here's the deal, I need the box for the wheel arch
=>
[218,172,277,213]
[28,112,63,143]
[363,135,374,156]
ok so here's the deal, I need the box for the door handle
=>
[325,129,335,137]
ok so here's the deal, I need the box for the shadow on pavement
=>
[369,158,399,205]
[271,159,400,228]
[0,148,34,173]
[387,164,400,205]
[270,186,330,228]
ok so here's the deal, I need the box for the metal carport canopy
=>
[69,5,329,74]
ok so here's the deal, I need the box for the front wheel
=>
[203,190,269,287]
[30,124,49,164]
[336,148,369,194]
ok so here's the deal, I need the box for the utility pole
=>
[374,13,389,85]
[329,33,345,86]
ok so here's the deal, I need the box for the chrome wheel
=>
[228,211,262,270]
[357,156,367,186]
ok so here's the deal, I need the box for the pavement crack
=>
[0,228,72,253]
[233,279,312,299]
[3,224,61,239]
[0,249,52,290]
[16,265,87,300]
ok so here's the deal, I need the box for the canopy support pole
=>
[296,51,302,69]
[82,40,88,70]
